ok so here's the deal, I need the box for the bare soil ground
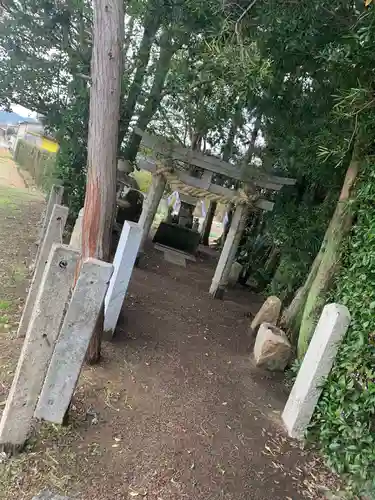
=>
[0,155,341,499]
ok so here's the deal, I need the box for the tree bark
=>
[297,143,361,359]
[201,201,217,246]
[244,115,261,165]
[118,11,161,149]
[123,30,179,163]
[82,0,124,364]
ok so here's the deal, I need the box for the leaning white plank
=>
[0,245,80,451]
[17,204,69,338]
[38,185,64,245]
[282,303,351,439]
[35,258,113,424]
[104,221,142,336]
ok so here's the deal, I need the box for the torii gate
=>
[134,128,295,299]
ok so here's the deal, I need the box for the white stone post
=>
[104,221,142,337]
[282,303,351,439]
[17,204,69,338]
[35,258,113,424]
[38,185,64,245]
[209,203,248,298]
[69,207,84,249]
[0,245,80,451]
[138,173,166,250]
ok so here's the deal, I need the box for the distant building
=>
[0,110,59,153]
[16,122,59,153]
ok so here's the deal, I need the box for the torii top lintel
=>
[135,127,296,188]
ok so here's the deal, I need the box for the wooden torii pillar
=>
[209,202,248,299]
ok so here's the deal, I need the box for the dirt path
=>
[0,172,340,499]
[0,151,44,405]
[0,148,29,189]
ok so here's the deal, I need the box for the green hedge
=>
[13,139,58,192]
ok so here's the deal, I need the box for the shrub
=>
[14,139,57,193]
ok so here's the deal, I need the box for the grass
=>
[0,423,79,500]
[0,315,9,324]
[10,265,27,285]
[0,301,11,311]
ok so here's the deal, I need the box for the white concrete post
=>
[35,258,113,424]
[38,185,64,245]
[209,203,248,298]
[282,303,351,439]
[17,204,69,338]
[138,173,166,250]
[69,207,84,249]
[104,221,142,337]
[0,245,80,451]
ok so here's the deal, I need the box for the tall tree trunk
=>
[280,252,324,345]
[82,0,124,364]
[124,30,179,163]
[244,115,261,165]
[297,143,361,359]
[201,201,217,246]
[118,11,161,149]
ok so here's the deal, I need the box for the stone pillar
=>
[138,173,166,250]
[69,207,84,249]
[38,185,64,245]
[0,245,80,451]
[209,203,248,298]
[282,303,351,439]
[104,221,142,337]
[17,204,69,338]
[35,258,113,424]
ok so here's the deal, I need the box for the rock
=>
[253,323,292,371]
[32,491,70,500]
[250,295,281,335]
[227,262,242,286]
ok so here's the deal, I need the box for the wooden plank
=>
[0,245,80,451]
[255,199,275,211]
[138,153,296,188]
[254,180,283,191]
[17,204,69,338]
[208,183,238,199]
[138,156,157,173]
[175,171,208,191]
[35,258,113,424]
[136,128,244,181]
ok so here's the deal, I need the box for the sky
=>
[11,104,37,119]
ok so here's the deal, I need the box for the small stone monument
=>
[253,323,292,371]
[250,295,281,335]
[227,261,243,286]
